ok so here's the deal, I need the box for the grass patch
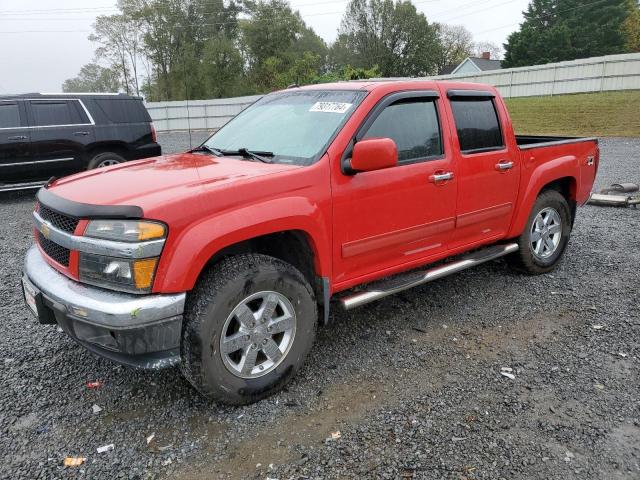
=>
[505,90,640,137]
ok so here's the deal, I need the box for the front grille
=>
[37,231,70,266]
[39,204,79,234]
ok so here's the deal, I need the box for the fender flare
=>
[508,156,578,238]
[153,196,330,292]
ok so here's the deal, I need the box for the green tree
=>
[623,5,640,51]
[241,0,328,91]
[87,0,452,99]
[241,0,301,66]
[313,64,382,83]
[336,0,441,77]
[201,36,245,97]
[119,0,241,100]
[503,0,638,68]
[62,63,122,93]
[288,52,323,85]
[290,25,329,75]
[327,34,354,72]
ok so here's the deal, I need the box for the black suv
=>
[0,93,161,192]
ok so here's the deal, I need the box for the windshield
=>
[202,89,367,166]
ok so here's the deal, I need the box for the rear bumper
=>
[22,246,185,369]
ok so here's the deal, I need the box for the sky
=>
[0,0,531,94]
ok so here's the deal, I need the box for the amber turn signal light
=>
[133,258,159,290]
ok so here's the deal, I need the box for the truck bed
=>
[515,134,599,207]
[516,135,598,150]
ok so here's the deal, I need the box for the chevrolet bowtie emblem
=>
[41,223,51,239]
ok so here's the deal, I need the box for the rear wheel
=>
[87,152,125,169]
[508,189,572,274]
[180,254,317,405]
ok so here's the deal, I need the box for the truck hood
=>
[48,152,299,211]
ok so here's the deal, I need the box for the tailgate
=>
[577,139,599,204]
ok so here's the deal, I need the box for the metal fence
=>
[146,53,640,132]
[429,52,640,98]
[146,95,262,132]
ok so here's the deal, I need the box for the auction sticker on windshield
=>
[309,102,352,113]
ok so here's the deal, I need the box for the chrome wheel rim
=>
[530,207,562,259]
[219,291,296,379]
[97,159,120,168]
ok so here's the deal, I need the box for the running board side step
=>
[0,180,47,193]
[339,243,519,310]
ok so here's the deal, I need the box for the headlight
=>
[84,220,166,242]
[79,219,166,294]
[79,254,159,294]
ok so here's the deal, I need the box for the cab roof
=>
[294,79,495,93]
[0,92,142,101]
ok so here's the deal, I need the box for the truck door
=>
[331,91,457,287]
[443,90,520,249]
[0,100,33,183]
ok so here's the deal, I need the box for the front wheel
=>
[507,189,572,274]
[180,254,317,405]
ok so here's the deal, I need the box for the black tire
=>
[507,189,572,274]
[180,254,317,405]
[87,152,125,170]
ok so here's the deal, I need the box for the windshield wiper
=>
[189,144,223,156]
[236,148,274,163]
[193,145,275,163]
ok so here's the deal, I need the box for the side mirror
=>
[347,138,398,174]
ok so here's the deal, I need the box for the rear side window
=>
[450,98,503,153]
[30,100,86,126]
[0,103,21,128]
[95,99,150,123]
[362,99,442,162]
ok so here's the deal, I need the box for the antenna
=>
[183,56,192,150]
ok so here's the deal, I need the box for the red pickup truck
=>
[22,81,598,404]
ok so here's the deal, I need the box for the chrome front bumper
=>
[22,246,186,369]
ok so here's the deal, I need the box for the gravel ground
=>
[157,131,210,154]
[0,136,638,480]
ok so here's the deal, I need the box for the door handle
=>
[73,131,89,136]
[495,160,514,171]
[429,171,454,183]
[7,135,27,141]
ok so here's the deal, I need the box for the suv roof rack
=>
[38,92,126,96]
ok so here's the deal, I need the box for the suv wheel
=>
[508,189,572,274]
[88,152,125,169]
[180,254,317,405]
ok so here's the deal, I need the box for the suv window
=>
[450,98,503,153]
[362,99,442,163]
[95,99,150,123]
[30,100,85,127]
[0,102,21,128]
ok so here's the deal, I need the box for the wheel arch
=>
[86,142,130,162]
[205,229,321,292]
[540,176,577,226]
[508,163,578,238]
[190,229,330,324]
